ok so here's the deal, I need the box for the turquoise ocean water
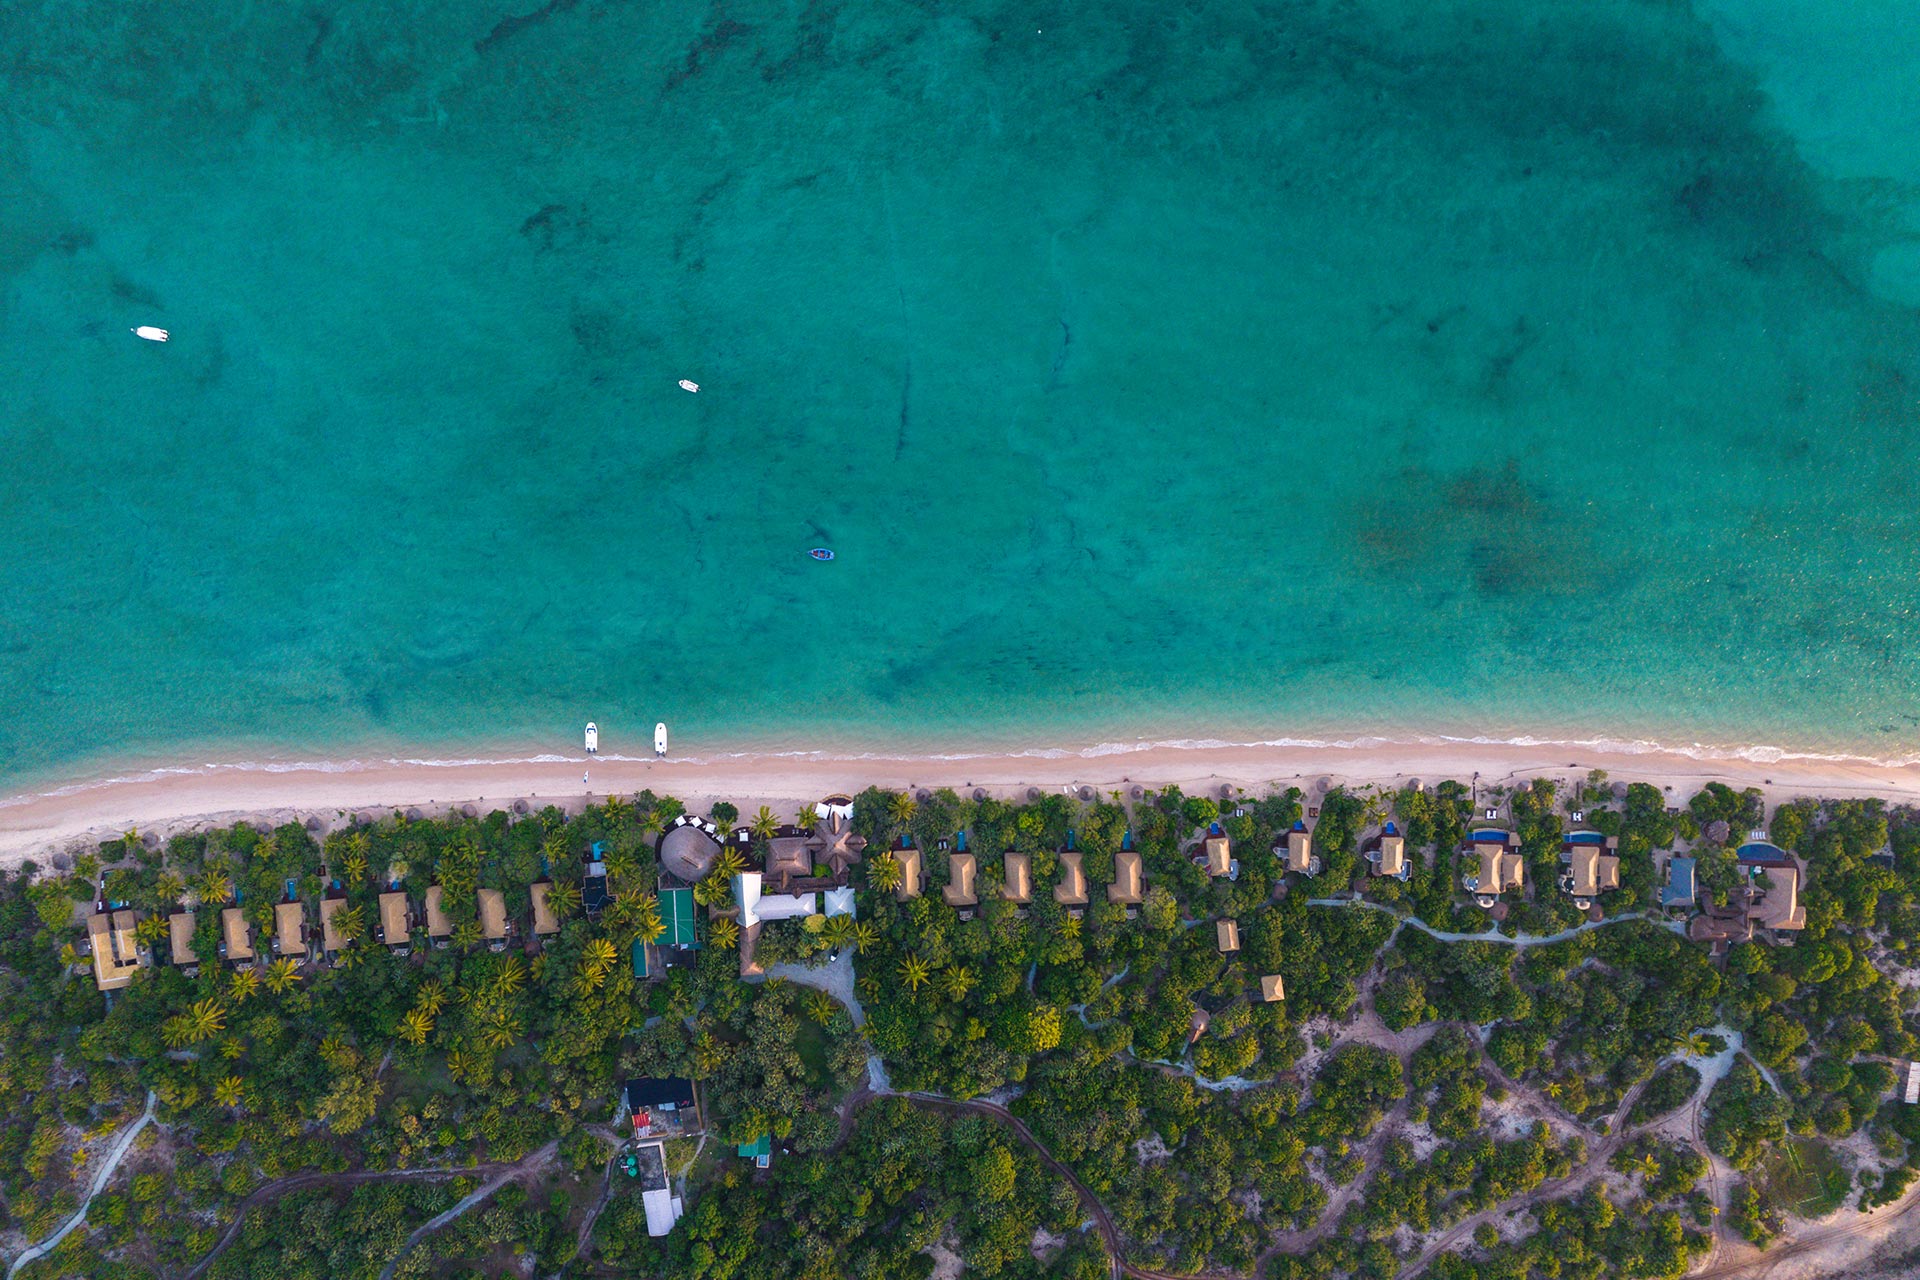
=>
[4,0,1920,785]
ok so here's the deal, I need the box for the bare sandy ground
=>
[6,736,1920,864]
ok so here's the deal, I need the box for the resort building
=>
[1002,852,1032,907]
[943,853,978,915]
[1198,830,1232,877]
[275,900,308,959]
[658,815,723,884]
[1259,974,1286,1003]
[1560,833,1620,912]
[1738,841,1806,933]
[1281,822,1321,877]
[765,831,814,893]
[87,909,145,991]
[1216,919,1240,953]
[733,871,818,980]
[1366,823,1410,881]
[1108,848,1144,907]
[583,844,610,918]
[378,890,411,952]
[531,881,560,938]
[168,910,199,973]
[809,809,868,879]
[319,896,348,958]
[1055,850,1089,915]
[477,888,511,951]
[1462,830,1525,910]
[892,843,923,900]
[424,885,453,948]
[221,906,256,965]
[1660,856,1697,911]
[630,1140,683,1236]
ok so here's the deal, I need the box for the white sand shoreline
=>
[8,733,1920,864]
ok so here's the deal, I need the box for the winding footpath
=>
[6,1090,157,1280]
[1305,897,1669,946]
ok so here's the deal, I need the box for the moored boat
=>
[585,722,599,754]
[654,722,668,756]
[133,326,169,343]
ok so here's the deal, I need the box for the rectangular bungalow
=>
[1198,833,1232,878]
[1660,856,1697,911]
[319,896,348,958]
[1368,824,1409,881]
[87,909,145,991]
[893,845,924,901]
[168,910,199,973]
[1001,852,1032,908]
[477,888,511,951]
[222,906,257,965]
[531,881,560,938]
[1054,851,1089,914]
[1282,823,1320,876]
[274,900,308,958]
[378,890,412,952]
[1108,848,1144,907]
[1736,841,1807,933]
[1216,919,1240,953]
[424,885,453,948]
[1561,842,1620,911]
[943,852,978,914]
[1259,973,1286,1003]
[1463,831,1524,909]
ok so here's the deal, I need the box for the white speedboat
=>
[133,326,169,343]
[654,722,668,756]
[585,722,599,754]
[677,379,699,393]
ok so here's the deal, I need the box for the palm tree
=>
[494,954,528,995]
[446,1047,478,1082]
[399,1008,434,1046]
[334,904,366,945]
[943,965,976,1001]
[542,830,570,870]
[135,915,168,948]
[482,1013,522,1050]
[794,804,819,832]
[155,871,185,906]
[454,921,483,951]
[851,920,880,953]
[265,956,301,994]
[887,792,917,828]
[546,881,582,920]
[342,847,369,888]
[804,989,838,1024]
[228,969,261,1003]
[1057,914,1082,940]
[581,938,619,981]
[638,808,665,841]
[601,794,633,825]
[214,1077,246,1108]
[750,806,779,841]
[709,917,740,949]
[713,847,749,881]
[415,979,447,1017]
[184,998,227,1044]
[631,894,665,944]
[867,857,903,894]
[823,915,856,951]
[898,954,932,993]
[197,869,234,906]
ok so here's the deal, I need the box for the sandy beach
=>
[7,734,1920,865]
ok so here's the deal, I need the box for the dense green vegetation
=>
[3,775,1920,1279]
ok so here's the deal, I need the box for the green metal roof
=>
[661,888,698,948]
[737,1134,770,1158]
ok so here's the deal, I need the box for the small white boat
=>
[584,722,599,754]
[654,722,668,756]
[677,379,699,393]
[133,326,169,343]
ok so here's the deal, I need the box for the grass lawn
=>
[794,1018,834,1091]
[1757,1137,1850,1219]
